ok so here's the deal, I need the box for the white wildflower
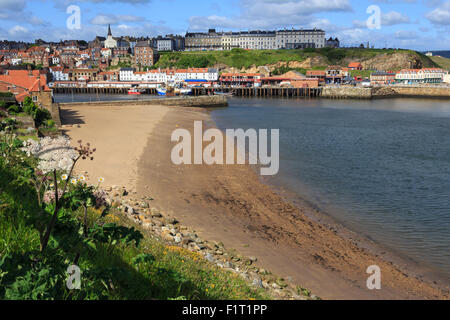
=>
[22,136,78,174]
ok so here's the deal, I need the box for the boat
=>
[214,91,234,97]
[157,88,167,96]
[175,88,192,95]
[128,88,142,95]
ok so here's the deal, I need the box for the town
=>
[1,25,450,112]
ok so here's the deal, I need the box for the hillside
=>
[430,55,450,70]
[154,48,439,73]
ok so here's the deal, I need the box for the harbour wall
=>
[57,95,228,110]
[321,86,450,99]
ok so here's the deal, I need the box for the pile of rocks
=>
[105,186,318,301]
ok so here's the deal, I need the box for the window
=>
[32,96,38,102]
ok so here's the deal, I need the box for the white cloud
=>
[381,11,410,25]
[394,30,417,39]
[188,0,352,31]
[8,25,28,36]
[425,1,450,25]
[90,14,146,25]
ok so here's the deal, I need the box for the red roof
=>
[348,62,362,68]
[0,70,51,102]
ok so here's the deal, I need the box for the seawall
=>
[57,95,228,109]
[321,87,373,99]
[321,86,450,99]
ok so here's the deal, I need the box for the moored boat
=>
[128,88,142,95]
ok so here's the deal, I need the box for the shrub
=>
[7,105,21,115]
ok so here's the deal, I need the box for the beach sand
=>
[60,104,168,190]
[61,102,449,300]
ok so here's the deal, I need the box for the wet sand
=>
[61,102,449,300]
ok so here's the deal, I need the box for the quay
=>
[191,86,322,98]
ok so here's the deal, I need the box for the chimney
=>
[27,64,32,76]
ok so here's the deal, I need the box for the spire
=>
[108,24,112,37]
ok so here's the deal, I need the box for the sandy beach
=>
[60,104,168,191]
[60,102,449,300]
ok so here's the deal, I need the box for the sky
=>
[0,0,449,50]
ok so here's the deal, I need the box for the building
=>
[0,68,52,108]
[49,66,69,81]
[443,74,450,84]
[348,62,363,70]
[156,38,175,52]
[68,68,99,82]
[306,70,326,84]
[186,28,326,51]
[104,24,118,49]
[370,71,396,85]
[96,71,118,82]
[119,68,135,81]
[326,37,340,48]
[185,29,223,51]
[325,66,348,84]
[395,68,447,84]
[219,73,262,87]
[134,41,158,67]
[119,67,218,83]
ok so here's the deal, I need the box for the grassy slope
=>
[0,150,267,300]
[155,48,432,71]
[430,56,450,70]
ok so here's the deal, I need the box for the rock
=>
[124,206,134,215]
[249,256,258,263]
[140,201,149,208]
[122,189,128,196]
[271,283,281,290]
[165,217,179,225]
[205,253,215,263]
[150,208,162,218]
[224,261,234,269]
[174,235,182,244]
[215,250,223,255]
[181,238,193,246]
[252,278,263,289]
[161,230,174,242]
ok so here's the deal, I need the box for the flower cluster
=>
[22,136,79,174]
[43,189,64,205]
[74,140,96,161]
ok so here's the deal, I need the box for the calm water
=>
[211,97,450,277]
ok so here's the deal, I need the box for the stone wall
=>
[389,86,450,98]
[321,87,372,99]
[59,95,228,109]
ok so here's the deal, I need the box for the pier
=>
[192,87,322,98]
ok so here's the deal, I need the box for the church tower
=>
[104,24,117,49]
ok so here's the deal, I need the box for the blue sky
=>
[0,0,449,50]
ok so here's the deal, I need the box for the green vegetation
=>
[430,55,450,70]
[0,134,267,300]
[155,48,415,70]
[9,97,52,128]
[349,70,373,79]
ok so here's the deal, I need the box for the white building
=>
[104,24,118,49]
[395,68,447,84]
[119,67,219,83]
[119,68,136,81]
[157,39,175,52]
[49,67,69,81]
[443,74,450,84]
[186,28,325,51]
